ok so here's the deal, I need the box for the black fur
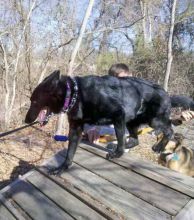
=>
[25,70,173,174]
[170,95,194,110]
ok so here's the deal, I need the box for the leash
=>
[0,121,38,139]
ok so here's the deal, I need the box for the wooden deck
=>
[0,141,194,220]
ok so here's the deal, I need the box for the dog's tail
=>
[170,95,194,110]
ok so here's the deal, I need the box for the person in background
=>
[84,63,132,145]
[108,63,132,77]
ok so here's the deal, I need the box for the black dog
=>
[25,70,173,174]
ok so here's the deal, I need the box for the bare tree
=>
[55,0,95,136]
[164,0,177,91]
[140,0,149,46]
[0,0,193,131]
[0,0,37,129]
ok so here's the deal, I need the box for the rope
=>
[0,121,38,138]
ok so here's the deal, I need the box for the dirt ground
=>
[0,118,192,189]
[0,118,68,188]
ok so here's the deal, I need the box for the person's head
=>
[108,63,132,77]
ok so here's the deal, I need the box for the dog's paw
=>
[48,167,65,176]
[106,143,117,152]
[48,163,72,176]
[106,149,124,159]
[152,144,161,153]
[125,141,138,149]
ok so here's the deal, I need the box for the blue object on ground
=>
[54,135,68,142]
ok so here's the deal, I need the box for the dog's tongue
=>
[38,109,47,126]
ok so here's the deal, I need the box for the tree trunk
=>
[55,0,95,136]
[1,0,36,129]
[140,0,148,47]
[68,0,95,76]
[164,0,177,91]
[147,7,153,43]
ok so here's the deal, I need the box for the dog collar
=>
[62,77,78,113]
[166,153,180,162]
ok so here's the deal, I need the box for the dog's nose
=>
[25,111,33,124]
[25,116,30,124]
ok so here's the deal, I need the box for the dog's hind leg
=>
[126,123,139,149]
[151,118,173,153]
[107,115,126,159]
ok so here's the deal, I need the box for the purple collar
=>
[62,78,78,113]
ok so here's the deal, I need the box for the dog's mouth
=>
[38,107,51,126]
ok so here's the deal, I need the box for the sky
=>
[0,0,193,55]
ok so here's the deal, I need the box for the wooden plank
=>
[60,162,171,220]
[74,148,190,215]
[0,203,16,220]
[80,142,194,197]
[6,180,73,220]
[38,169,123,220]
[175,200,194,220]
[27,170,106,220]
[41,148,67,171]
[0,194,27,220]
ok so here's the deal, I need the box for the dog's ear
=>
[50,71,61,93]
[174,133,184,145]
[42,70,60,83]
[41,70,60,90]
[47,70,64,98]
[38,70,61,97]
[52,70,60,79]
[164,140,177,152]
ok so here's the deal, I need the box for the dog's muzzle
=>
[38,108,52,126]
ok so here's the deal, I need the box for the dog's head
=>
[25,70,65,125]
[161,133,184,153]
[159,133,184,164]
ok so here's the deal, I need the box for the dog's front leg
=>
[107,120,126,159]
[65,122,83,168]
[50,122,83,175]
